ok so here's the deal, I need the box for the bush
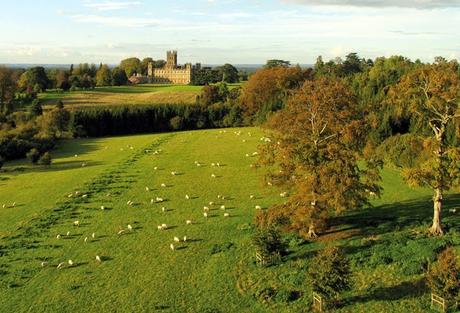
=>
[26,148,41,164]
[426,247,460,302]
[252,227,287,257]
[37,152,52,166]
[308,246,351,300]
[0,155,4,169]
[169,116,184,130]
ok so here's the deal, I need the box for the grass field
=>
[39,83,242,108]
[1,127,459,313]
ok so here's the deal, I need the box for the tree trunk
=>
[430,188,444,235]
[307,223,318,238]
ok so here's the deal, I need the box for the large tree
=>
[216,64,239,83]
[258,77,381,238]
[391,59,460,235]
[120,57,141,77]
[96,64,112,87]
[18,66,49,93]
[0,66,17,113]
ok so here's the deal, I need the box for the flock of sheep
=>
[37,129,286,270]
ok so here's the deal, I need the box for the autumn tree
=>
[240,66,311,123]
[258,77,381,238]
[391,59,460,235]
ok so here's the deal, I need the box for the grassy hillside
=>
[39,83,242,108]
[0,128,459,313]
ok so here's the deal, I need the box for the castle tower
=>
[166,50,178,68]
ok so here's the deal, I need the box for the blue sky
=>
[0,0,459,64]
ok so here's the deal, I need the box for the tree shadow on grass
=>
[341,278,427,308]
[329,194,460,239]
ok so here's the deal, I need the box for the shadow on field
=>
[329,194,460,238]
[5,160,102,176]
[342,278,427,308]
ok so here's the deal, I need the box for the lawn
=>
[0,127,459,313]
[38,83,243,108]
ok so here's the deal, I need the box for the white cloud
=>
[83,1,142,11]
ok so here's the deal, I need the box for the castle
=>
[147,51,193,84]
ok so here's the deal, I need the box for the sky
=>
[0,0,459,65]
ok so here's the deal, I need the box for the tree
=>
[391,60,460,235]
[96,64,112,87]
[0,66,17,113]
[216,64,239,83]
[30,99,43,116]
[426,247,460,303]
[258,77,381,237]
[141,57,153,75]
[119,57,141,77]
[18,67,49,93]
[264,59,291,69]
[308,246,351,301]
[26,148,41,164]
[252,227,287,258]
[55,70,70,90]
[111,67,128,86]
[38,152,52,166]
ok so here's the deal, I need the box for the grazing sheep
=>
[82,194,88,198]
[217,195,222,199]
[196,163,201,167]
[267,182,273,186]
[68,260,74,266]
[161,183,166,188]
[74,154,78,157]
[209,201,214,206]
[203,212,208,218]
[92,232,95,239]
[127,224,133,231]
[96,255,102,262]
[41,261,48,267]
[449,208,457,213]
[117,229,126,235]
[171,171,177,176]
[280,192,288,198]
[183,236,187,242]
[162,207,166,213]
[154,167,158,170]
[186,220,192,225]
[216,162,221,167]
[203,206,210,212]
[73,220,80,227]
[220,205,226,210]
[245,154,249,157]
[145,187,150,191]
[81,163,87,167]
[255,205,262,210]
[150,199,154,204]
[157,225,163,230]
[161,224,168,230]
[57,262,65,269]
[56,234,61,239]
[170,243,175,251]
[174,236,180,242]
[211,174,216,178]
[250,195,255,199]
[211,163,216,167]
[224,213,230,217]
[100,206,105,210]
[12,202,16,207]
[66,231,70,236]
[252,152,259,156]
[2,204,5,208]
[84,237,88,243]
[185,195,190,200]
[156,197,164,203]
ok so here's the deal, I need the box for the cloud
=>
[83,1,142,11]
[70,14,162,27]
[282,0,460,9]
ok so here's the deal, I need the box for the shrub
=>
[169,116,184,130]
[0,155,4,169]
[26,148,41,164]
[426,247,460,302]
[37,152,52,166]
[252,227,287,257]
[308,246,351,300]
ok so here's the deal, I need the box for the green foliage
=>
[215,64,239,83]
[37,152,51,166]
[377,134,428,168]
[119,57,141,77]
[95,65,112,87]
[426,247,460,302]
[0,155,4,169]
[252,227,287,257]
[111,67,128,86]
[209,242,234,255]
[26,148,41,164]
[308,246,351,299]
[29,99,43,117]
[265,60,291,69]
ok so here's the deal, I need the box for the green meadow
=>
[38,83,242,108]
[1,127,459,312]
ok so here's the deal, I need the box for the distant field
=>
[39,83,243,108]
[1,127,459,312]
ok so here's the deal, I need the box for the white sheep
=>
[185,195,190,200]
[250,195,255,199]
[161,224,168,230]
[82,194,88,198]
[280,192,288,197]
[171,171,177,176]
[41,261,48,267]
[68,260,74,266]
[255,205,262,210]
[145,187,150,191]
[203,206,210,212]
[96,255,102,262]
[220,205,226,210]
[211,174,216,178]
[127,224,133,231]
[161,207,166,213]
[154,166,158,170]
[203,212,208,218]
[66,231,70,236]
[186,220,192,225]
[156,197,164,203]
[183,236,187,242]
[157,225,163,230]
[224,213,230,217]
[117,229,126,235]
[150,199,154,204]
[57,262,65,269]
[73,220,80,227]
[84,237,88,243]
[209,201,214,206]
[174,236,180,242]
[56,234,61,239]
[170,243,175,251]
[92,232,95,239]
[161,183,166,188]
[449,208,457,213]
[100,206,105,210]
